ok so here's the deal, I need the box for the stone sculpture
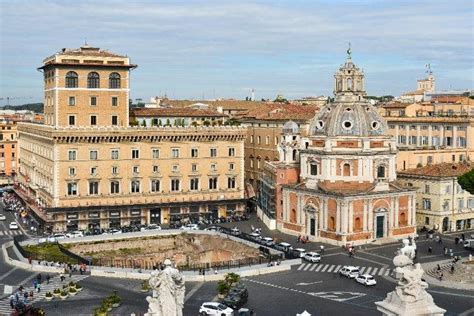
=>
[145,259,185,316]
[399,238,417,260]
[375,252,445,316]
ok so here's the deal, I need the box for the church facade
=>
[278,52,417,245]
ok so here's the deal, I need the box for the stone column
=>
[348,201,354,233]
[394,198,399,228]
[336,202,341,232]
[341,201,348,234]
[416,125,421,146]
[428,125,433,146]
[453,126,458,148]
[440,125,444,146]
[323,199,328,230]
[363,200,368,231]
[395,125,399,144]
[368,200,373,233]
[411,195,416,226]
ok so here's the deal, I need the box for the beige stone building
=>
[17,45,246,232]
[398,162,474,232]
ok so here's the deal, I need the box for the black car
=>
[222,294,247,310]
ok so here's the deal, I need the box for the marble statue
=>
[145,259,185,316]
[399,238,417,260]
[375,253,445,316]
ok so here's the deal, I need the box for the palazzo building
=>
[276,52,417,245]
[17,45,246,232]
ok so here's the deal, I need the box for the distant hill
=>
[1,103,43,113]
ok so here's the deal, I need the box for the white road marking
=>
[378,268,385,275]
[297,264,306,271]
[184,282,203,303]
[321,265,330,272]
[365,267,372,274]
[359,267,366,274]
[333,265,342,273]
[303,264,312,271]
[309,264,317,271]
[327,265,335,273]
[314,265,324,272]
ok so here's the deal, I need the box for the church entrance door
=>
[376,215,385,238]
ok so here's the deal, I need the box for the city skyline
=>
[1,0,473,105]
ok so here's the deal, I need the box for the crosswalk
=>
[0,230,23,236]
[0,274,89,315]
[296,263,393,276]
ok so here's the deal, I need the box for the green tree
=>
[458,168,474,194]
[165,119,171,126]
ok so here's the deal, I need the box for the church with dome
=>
[276,51,417,245]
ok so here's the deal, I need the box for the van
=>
[275,242,293,252]
[463,239,474,250]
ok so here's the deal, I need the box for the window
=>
[68,150,77,161]
[111,149,119,159]
[65,71,78,88]
[89,181,99,195]
[110,181,120,194]
[152,149,160,159]
[257,136,261,144]
[210,148,217,157]
[310,163,318,176]
[250,135,254,143]
[68,115,76,126]
[424,184,430,194]
[172,164,179,172]
[68,167,76,176]
[190,178,199,191]
[111,97,118,106]
[468,198,474,208]
[445,185,452,194]
[191,148,199,158]
[343,163,351,176]
[211,163,217,171]
[192,164,197,172]
[89,150,98,160]
[265,136,269,145]
[153,165,159,173]
[111,115,118,126]
[443,200,450,212]
[171,179,180,191]
[422,199,431,210]
[427,156,433,164]
[257,160,260,169]
[151,179,160,192]
[112,166,118,174]
[91,166,97,175]
[171,148,179,158]
[68,96,76,106]
[133,166,139,174]
[274,136,278,145]
[229,163,235,170]
[425,217,430,225]
[377,165,386,178]
[132,149,140,159]
[87,72,100,88]
[228,177,236,189]
[67,183,78,196]
[228,147,235,157]
[90,115,97,126]
[209,177,218,190]
[109,72,121,89]
[458,198,464,210]
[90,96,97,106]
[131,180,140,193]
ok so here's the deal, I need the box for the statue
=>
[375,253,445,316]
[145,259,185,316]
[399,238,417,260]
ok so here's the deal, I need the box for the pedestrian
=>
[320,245,325,254]
[23,292,28,301]
[438,237,442,244]
[428,246,432,254]
[297,235,301,243]
[451,265,455,274]
[60,273,65,282]
[444,247,448,255]
[439,273,443,281]
[9,294,15,309]
[33,280,38,289]
[455,237,459,245]
[437,264,441,271]
[462,233,465,241]
[46,274,50,285]
[37,284,41,293]
[29,290,34,299]
[28,257,32,265]
[69,269,72,278]
[37,273,42,284]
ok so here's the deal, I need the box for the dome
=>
[282,120,299,135]
[309,101,388,137]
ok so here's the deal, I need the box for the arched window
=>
[290,209,297,223]
[87,72,100,89]
[399,212,406,226]
[65,71,78,88]
[343,163,351,176]
[355,217,362,231]
[109,72,121,89]
[377,165,386,178]
[329,216,335,231]
[347,78,353,90]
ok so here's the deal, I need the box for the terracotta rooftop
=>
[430,95,465,104]
[130,107,227,118]
[380,101,409,109]
[398,162,474,178]
[238,103,318,121]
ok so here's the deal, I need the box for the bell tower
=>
[333,44,366,102]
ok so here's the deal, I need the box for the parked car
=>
[275,242,293,252]
[199,302,234,316]
[205,226,221,232]
[142,224,162,231]
[463,239,474,250]
[304,252,321,263]
[66,231,84,238]
[180,223,199,231]
[9,222,19,230]
[230,227,241,236]
[0,214,6,221]
[292,248,307,258]
[47,233,67,242]
[248,232,262,241]
[355,274,377,286]
[261,237,275,247]
[222,294,247,310]
[339,266,360,278]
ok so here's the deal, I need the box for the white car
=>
[261,237,275,247]
[180,223,199,231]
[293,248,306,258]
[66,231,84,238]
[0,214,6,221]
[9,222,19,230]
[248,232,262,241]
[230,227,240,236]
[339,266,360,278]
[304,252,321,263]
[275,242,293,252]
[355,274,377,286]
[48,233,67,242]
[199,302,234,316]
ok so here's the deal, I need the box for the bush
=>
[45,292,53,297]
[217,280,231,295]
[225,272,241,286]
[53,288,61,294]
[60,290,68,296]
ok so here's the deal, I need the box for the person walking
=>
[437,264,441,272]
[320,245,325,254]
[451,265,455,274]
[428,246,432,254]
[9,294,15,309]
[37,284,41,293]
[46,274,50,285]
[444,247,448,256]
[439,273,443,281]
[37,273,42,284]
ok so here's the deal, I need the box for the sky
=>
[0,0,473,105]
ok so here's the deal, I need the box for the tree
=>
[458,168,474,194]
[165,119,171,126]
[141,120,147,127]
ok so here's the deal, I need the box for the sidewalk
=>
[421,259,474,291]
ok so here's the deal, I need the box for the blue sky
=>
[0,0,472,105]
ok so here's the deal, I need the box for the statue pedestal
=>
[375,291,445,316]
